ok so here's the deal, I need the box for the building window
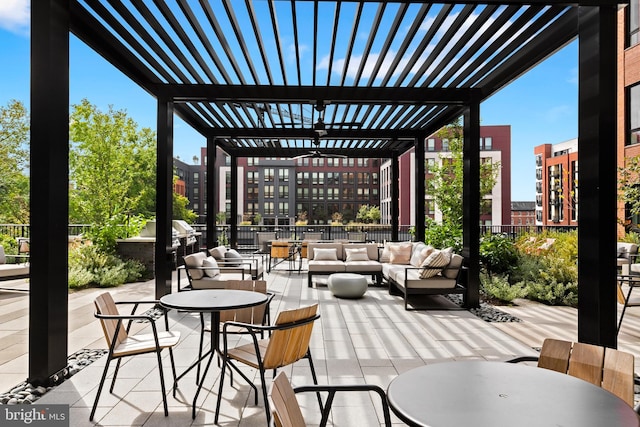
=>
[484,137,492,150]
[629,0,640,47]
[279,169,289,182]
[264,168,274,181]
[442,139,449,151]
[629,84,640,146]
[426,138,435,152]
[264,185,274,198]
[193,172,199,185]
[279,185,288,198]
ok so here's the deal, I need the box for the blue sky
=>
[0,1,578,201]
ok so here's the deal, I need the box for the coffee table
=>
[160,289,268,419]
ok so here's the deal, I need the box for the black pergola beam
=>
[155,85,480,105]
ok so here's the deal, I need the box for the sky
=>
[0,1,578,202]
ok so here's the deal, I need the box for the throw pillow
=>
[202,256,220,278]
[345,247,369,262]
[419,250,451,278]
[224,249,243,267]
[379,243,393,263]
[314,248,338,261]
[442,254,463,279]
[184,252,206,280]
[209,245,227,261]
[389,243,412,264]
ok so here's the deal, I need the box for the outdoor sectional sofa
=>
[306,240,467,309]
[381,241,466,310]
[307,242,382,287]
[0,245,29,282]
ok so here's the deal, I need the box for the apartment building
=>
[175,147,381,225]
[511,201,536,226]
[533,139,578,226]
[620,2,640,231]
[380,125,512,227]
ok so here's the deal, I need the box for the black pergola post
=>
[155,97,174,299]
[391,151,400,241]
[29,0,70,386]
[415,137,426,242]
[463,102,481,309]
[206,138,217,250]
[230,155,238,248]
[577,6,618,347]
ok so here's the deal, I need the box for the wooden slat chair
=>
[508,338,635,407]
[91,292,180,421]
[270,371,392,427]
[214,304,321,425]
[195,280,274,380]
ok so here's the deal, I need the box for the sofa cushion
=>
[420,250,451,278]
[389,243,413,264]
[380,242,409,263]
[410,243,434,267]
[209,245,228,261]
[314,248,338,261]
[224,249,243,266]
[345,247,369,262]
[202,256,221,278]
[184,252,207,280]
[443,254,463,279]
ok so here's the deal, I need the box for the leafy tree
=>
[427,119,501,231]
[619,155,640,220]
[69,99,156,249]
[0,100,29,223]
[173,192,197,223]
[356,204,381,223]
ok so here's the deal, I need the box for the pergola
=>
[29,0,618,386]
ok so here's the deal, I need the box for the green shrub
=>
[68,244,144,289]
[423,218,462,252]
[620,232,640,244]
[510,230,578,306]
[479,233,518,276]
[480,273,526,303]
[523,279,578,306]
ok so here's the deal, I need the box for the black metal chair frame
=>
[91,300,178,421]
[214,314,322,425]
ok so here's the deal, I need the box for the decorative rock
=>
[0,348,108,405]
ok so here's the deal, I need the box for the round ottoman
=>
[327,273,368,299]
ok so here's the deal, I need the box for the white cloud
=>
[0,0,29,35]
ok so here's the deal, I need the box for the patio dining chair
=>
[617,278,640,334]
[270,371,392,427]
[91,292,180,421]
[507,338,635,407]
[195,280,274,380]
[214,304,321,425]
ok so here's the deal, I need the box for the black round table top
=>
[387,361,640,427]
[159,289,267,312]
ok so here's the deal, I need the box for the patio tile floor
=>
[1,266,640,426]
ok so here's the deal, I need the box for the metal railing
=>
[0,223,577,250]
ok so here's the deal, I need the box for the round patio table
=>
[160,289,268,419]
[387,360,640,427]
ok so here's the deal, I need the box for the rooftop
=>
[1,265,639,425]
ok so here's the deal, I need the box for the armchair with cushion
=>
[209,245,265,279]
[178,252,250,291]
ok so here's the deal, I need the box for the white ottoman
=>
[327,273,368,299]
